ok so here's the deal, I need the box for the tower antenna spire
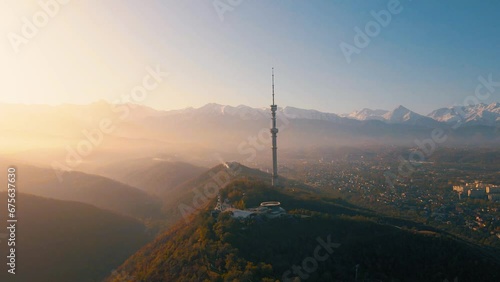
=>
[272,67,275,105]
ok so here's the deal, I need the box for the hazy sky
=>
[2,0,499,114]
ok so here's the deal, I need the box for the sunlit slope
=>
[92,157,206,196]
[107,180,500,282]
[0,163,163,220]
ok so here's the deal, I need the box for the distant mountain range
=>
[427,102,500,126]
[148,102,499,148]
[0,101,498,165]
[342,102,500,127]
[2,101,498,126]
[179,102,500,127]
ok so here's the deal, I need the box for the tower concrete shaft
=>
[270,68,279,187]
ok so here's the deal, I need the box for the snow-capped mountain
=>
[163,103,268,120]
[163,103,343,122]
[160,102,499,127]
[281,106,341,122]
[382,105,439,126]
[2,102,498,154]
[343,105,434,126]
[342,108,388,121]
[427,102,500,126]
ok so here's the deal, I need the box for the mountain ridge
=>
[1,102,498,161]
[0,163,164,220]
[140,101,500,126]
[0,192,151,282]
[2,101,499,126]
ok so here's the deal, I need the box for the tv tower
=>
[270,68,279,187]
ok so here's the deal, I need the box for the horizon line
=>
[1,99,498,117]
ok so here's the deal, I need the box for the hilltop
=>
[107,179,500,282]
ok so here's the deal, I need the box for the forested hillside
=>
[108,180,500,282]
[0,192,151,282]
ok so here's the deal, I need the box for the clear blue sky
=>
[2,0,499,114]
